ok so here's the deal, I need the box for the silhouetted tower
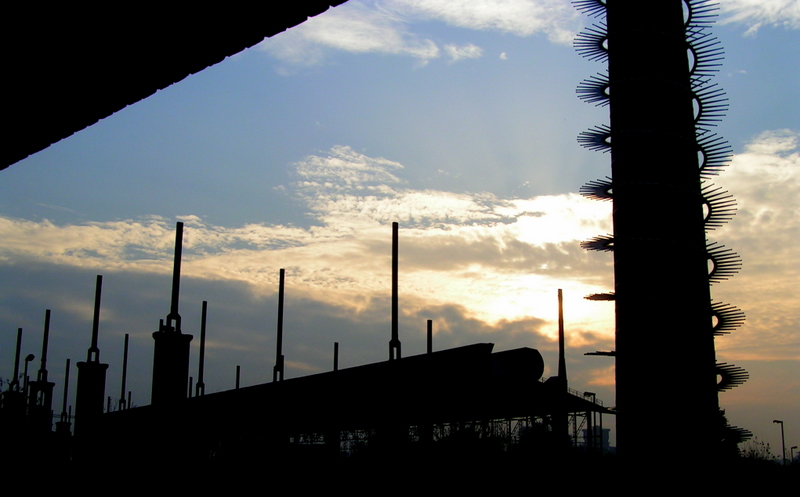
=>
[28,309,55,433]
[75,275,109,437]
[10,328,23,392]
[552,289,569,447]
[389,222,401,361]
[196,301,208,396]
[274,269,285,382]
[119,333,129,410]
[557,289,567,385]
[333,342,339,372]
[55,358,71,435]
[151,222,193,406]
[2,328,26,420]
[574,0,747,463]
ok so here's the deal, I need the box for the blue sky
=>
[1,0,798,453]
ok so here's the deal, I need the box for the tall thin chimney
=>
[151,222,193,406]
[196,301,207,396]
[76,275,109,437]
[558,289,567,385]
[273,269,285,382]
[56,358,71,434]
[119,333,129,411]
[389,222,401,360]
[427,320,433,355]
[10,328,22,391]
[29,309,55,433]
[333,342,339,372]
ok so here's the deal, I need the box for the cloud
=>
[444,43,484,62]
[710,129,800,361]
[259,1,440,68]
[259,1,581,70]
[0,146,613,333]
[719,0,800,35]
[386,0,581,44]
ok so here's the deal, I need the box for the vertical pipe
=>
[197,301,207,397]
[427,320,433,355]
[168,222,184,328]
[38,309,51,383]
[60,358,70,421]
[236,365,241,389]
[389,222,401,360]
[557,289,567,385]
[120,334,129,410]
[334,342,339,372]
[88,275,102,362]
[274,269,285,382]
[151,222,193,406]
[11,328,22,391]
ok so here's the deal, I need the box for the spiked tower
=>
[573,0,748,463]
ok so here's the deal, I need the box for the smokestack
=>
[558,289,567,385]
[334,342,339,372]
[151,222,193,406]
[273,269,285,382]
[29,309,55,433]
[56,358,71,435]
[196,301,207,397]
[427,320,433,355]
[38,309,50,384]
[61,358,70,418]
[2,328,26,422]
[119,334,129,411]
[10,328,22,391]
[76,275,109,437]
[169,222,183,330]
[389,222,401,361]
[88,274,102,362]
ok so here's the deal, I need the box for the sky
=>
[1,0,798,455]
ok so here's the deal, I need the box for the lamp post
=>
[773,419,786,465]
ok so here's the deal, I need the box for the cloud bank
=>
[711,129,800,361]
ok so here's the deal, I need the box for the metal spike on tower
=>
[573,0,749,462]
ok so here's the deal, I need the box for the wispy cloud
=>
[444,43,484,62]
[4,134,796,361]
[0,145,613,332]
[719,0,800,35]
[386,0,580,43]
[259,0,581,70]
[259,1,440,69]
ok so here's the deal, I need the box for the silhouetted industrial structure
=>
[2,222,611,466]
[574,0,750,464]
[2,0,764,472]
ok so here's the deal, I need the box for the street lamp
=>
[773,419,786,465]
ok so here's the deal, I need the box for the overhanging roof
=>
[3,1,348,170]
